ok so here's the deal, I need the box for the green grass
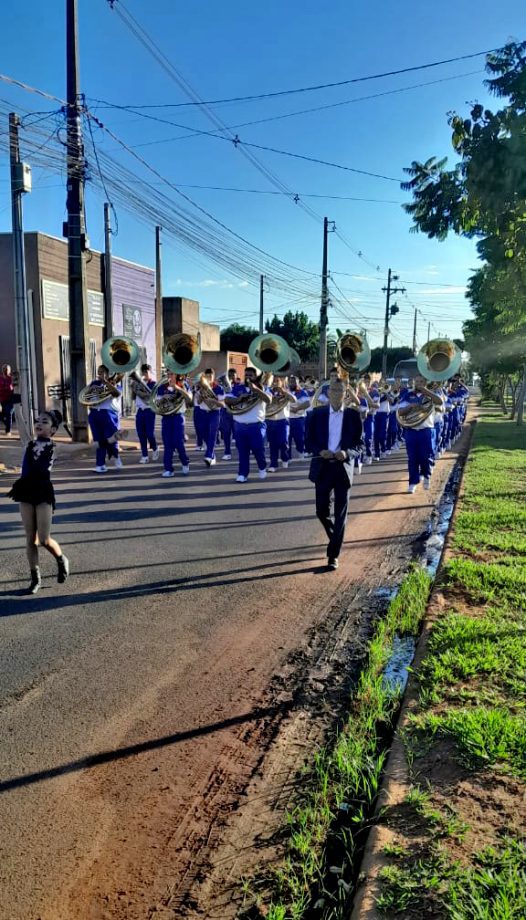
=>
[241,566,432,919]
[376,412,526,918]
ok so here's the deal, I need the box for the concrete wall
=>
[111,256,157,376]
[162,296,220,351]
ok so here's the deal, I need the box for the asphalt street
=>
[0,433,457,919]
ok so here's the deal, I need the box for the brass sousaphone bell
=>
[248,334,291,374]
[149,333,202,415]
[78,335,141,406]
[416,338,462,382]
[336,332,371,374]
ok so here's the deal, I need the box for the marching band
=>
[7,330,469,591]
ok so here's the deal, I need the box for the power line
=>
[92,68,482,142]
[99,16,502,107]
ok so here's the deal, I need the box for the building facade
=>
[0,232,156,419]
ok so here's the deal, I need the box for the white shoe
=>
[281,461,289,468]
[357,462,363,474]
[407,484,417,494]
[182,465,190,475]
[385,450,392,456]
[139,456,149,464]
[423,477,431,490]
[268,466,278,473]
[152,448,160,461]
[162,470,175,478]
[94,465,107,473]
[258,469,268,480]
[113,457,123,469]
[374,456,380,462]
[196,445,204,451]
[204,457,216,467]
[236,475,248,483]
[365,457,373,466]
[222,454,232,460]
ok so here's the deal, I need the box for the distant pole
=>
[9,113,34,438]
[412,308,418,355]
[259,274,264,334]
[155,225,163,375]
[381,268,405,377]
[103,202,113,339]
[66,0,90,442]
[319,217,329,380]
[427,321,431,341]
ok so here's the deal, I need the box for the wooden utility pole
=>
[319,217,333,381]
[9,113,34,438]
[259,274,264,334]
[66,0,90,441]
[412,308,418,355]
[155,226,163,376]
[381,269,405,377]
[103,202,113,339]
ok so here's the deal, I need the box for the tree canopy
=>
[219,323,259,353]
[265,311,319,361]
[401,41,526,418]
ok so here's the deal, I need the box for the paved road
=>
[0,434,456,919]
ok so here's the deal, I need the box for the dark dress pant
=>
[314,461,352,559]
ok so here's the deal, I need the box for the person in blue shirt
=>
[157,373,194,478]
[197,368,225,467]
[224,367,271,483]
[219,368,238,460]
[288,374,311,459]
[88,365,123,473]
[398,375,444,493]
[132,363,159,464]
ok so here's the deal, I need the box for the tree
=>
[220,323,259,353]
[402,41,526,422]
[265,311,319,361]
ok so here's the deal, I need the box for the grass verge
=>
[241,565,432,919]
[376,412,526,919]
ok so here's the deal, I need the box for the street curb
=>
[349,416,477,919]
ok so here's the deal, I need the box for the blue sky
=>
[0,0,524,349]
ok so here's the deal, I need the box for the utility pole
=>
[9,113,34,438]
[66,0,90,442]
[381,269,405,377]
[319,217,335,380]
[412,308,418,355]
[155,225,163,375]
[427,321,431,342]
[259,274,264,334]
[103,202,113,339]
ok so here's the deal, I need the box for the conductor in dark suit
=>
[305,379,363,570]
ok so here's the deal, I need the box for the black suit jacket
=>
[305,406,363,485]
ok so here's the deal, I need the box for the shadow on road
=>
[0,703,289,794]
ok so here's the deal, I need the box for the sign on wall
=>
[41,279,105,326]
[123,304,143,339]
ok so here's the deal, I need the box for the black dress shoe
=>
[327,558,339,570]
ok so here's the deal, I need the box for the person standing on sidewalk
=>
[305,379,363,570]
[0,363,15,437]
[7,407,69,594]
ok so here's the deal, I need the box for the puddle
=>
[381,463,462,698]
[382,635,416,695]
